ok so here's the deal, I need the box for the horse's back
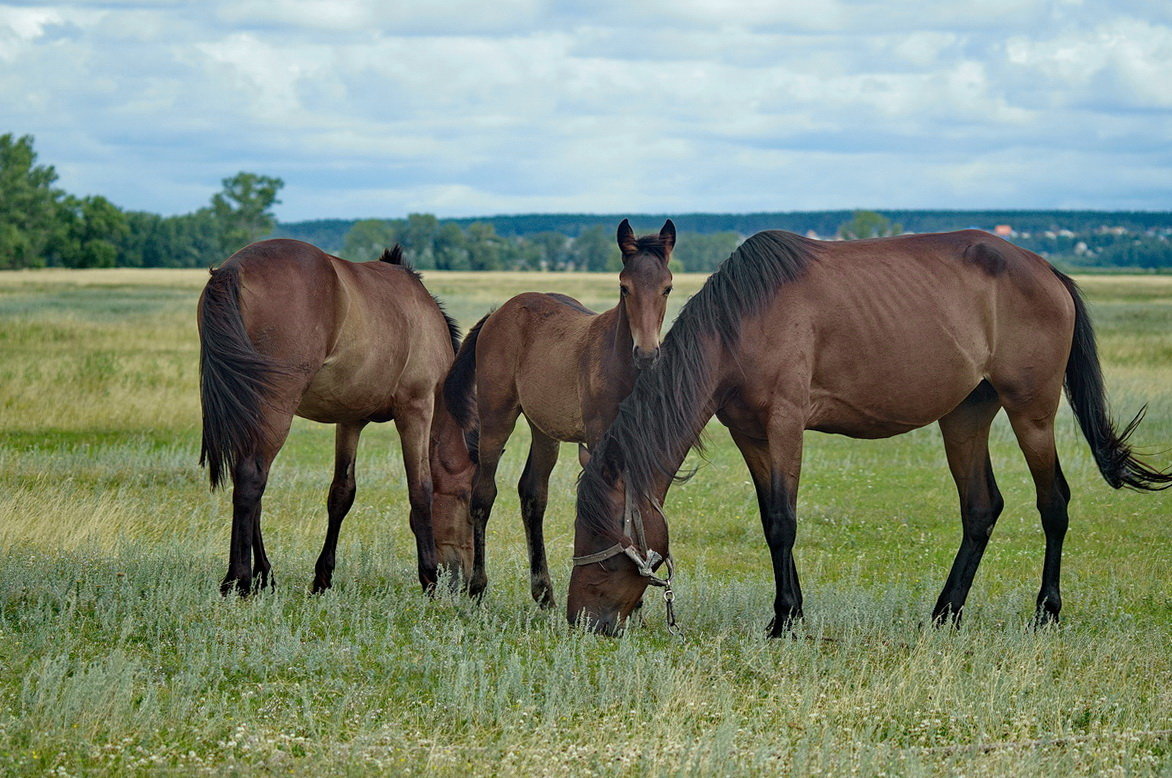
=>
[476,292,600,441]
[301,255,453,422]
[222,239,452,424]
[733,230,1075,437]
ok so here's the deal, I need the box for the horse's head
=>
[429,396,476,583]
[617,219,675,370]
[567,468,670,635]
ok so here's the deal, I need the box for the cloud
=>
[0,1,1168,220]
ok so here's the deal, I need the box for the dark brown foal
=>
[444,220,676,606]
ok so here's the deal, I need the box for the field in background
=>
[0,268,1169,775]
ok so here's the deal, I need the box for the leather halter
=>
[572,481,672,589]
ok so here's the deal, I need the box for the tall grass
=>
[0,269,1169,775]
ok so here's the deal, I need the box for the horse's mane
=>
[379,244,461,354]
[577,230,819,540]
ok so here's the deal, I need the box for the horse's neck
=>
[429,391,472,479]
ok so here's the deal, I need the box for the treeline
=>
[280,210,1172,271]
[1,134,282,269]
[5,132,1172,271]
[313,214,741,272]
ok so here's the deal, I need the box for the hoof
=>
[1032,607,1061,629]
[931,605,963,628]
[220,576,252,597]
[468,570,488,600]
[766,611,803,638]
[532,582,556,610]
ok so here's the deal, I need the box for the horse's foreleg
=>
[518,425,560,608]
[312,422,366,593]
[731,424,804,637]
[396,406,438,593]
[467,412,517,599]
[933,388,1004,625]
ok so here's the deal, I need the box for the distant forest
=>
[4,133,1171,272]
[275,210,1172,272]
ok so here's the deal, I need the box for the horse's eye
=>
[664,286,673,296]
[620,286,629,297]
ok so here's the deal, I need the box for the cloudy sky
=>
[2,1,1170,221]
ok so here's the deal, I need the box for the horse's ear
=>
[659,220,676,255]
[617,218,637,259]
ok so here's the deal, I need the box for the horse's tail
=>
[442,311,491,456]
[198,265,286,490]
[1054,269,1172,491]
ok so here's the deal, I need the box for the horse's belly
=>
[807,369,980,439]
[522,402,586,443]
[518,383,586,443]
[296,360,398,423]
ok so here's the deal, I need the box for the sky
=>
[2,1,1171,221]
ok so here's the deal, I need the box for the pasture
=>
[0,267,1170,775]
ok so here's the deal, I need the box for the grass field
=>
[1,267,1170,775]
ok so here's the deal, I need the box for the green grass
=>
[0,268,1170,775]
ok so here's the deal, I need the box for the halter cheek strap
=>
[572,482,672,589]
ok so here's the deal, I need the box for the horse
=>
[198,238,475,595]
[443,219,676,606]
[568,229,1172,635]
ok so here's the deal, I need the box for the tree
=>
[837,210,902,240]
[672,230,741,272]
[402,213,439,268]
[530,231,571,270]
[434,221,470,270]
[572,224,615,271]
[343,219,400,262]
[50,195,129,268]
[210,172,284,256]
[0,134,62,269]
[465,222,504,270]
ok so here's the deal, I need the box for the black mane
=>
[381,244,461,354]
[577,230,819,540]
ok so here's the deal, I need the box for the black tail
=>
[198,266,288,490]
[442,311,492,461]
[1054,270,1172,491]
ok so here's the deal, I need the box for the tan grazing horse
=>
[444,220,676,606]
[569,229,1172,635]
[198,239,475,595]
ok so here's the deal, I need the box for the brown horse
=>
[444,220,676,606]
[569,229,1171,635]
[198,238,475,595]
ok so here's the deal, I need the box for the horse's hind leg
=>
[518,423,560,608]
[312,421,366,593]
[223,414,292,596]
[933,384,1004,625]
[1005,409,1070,626]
